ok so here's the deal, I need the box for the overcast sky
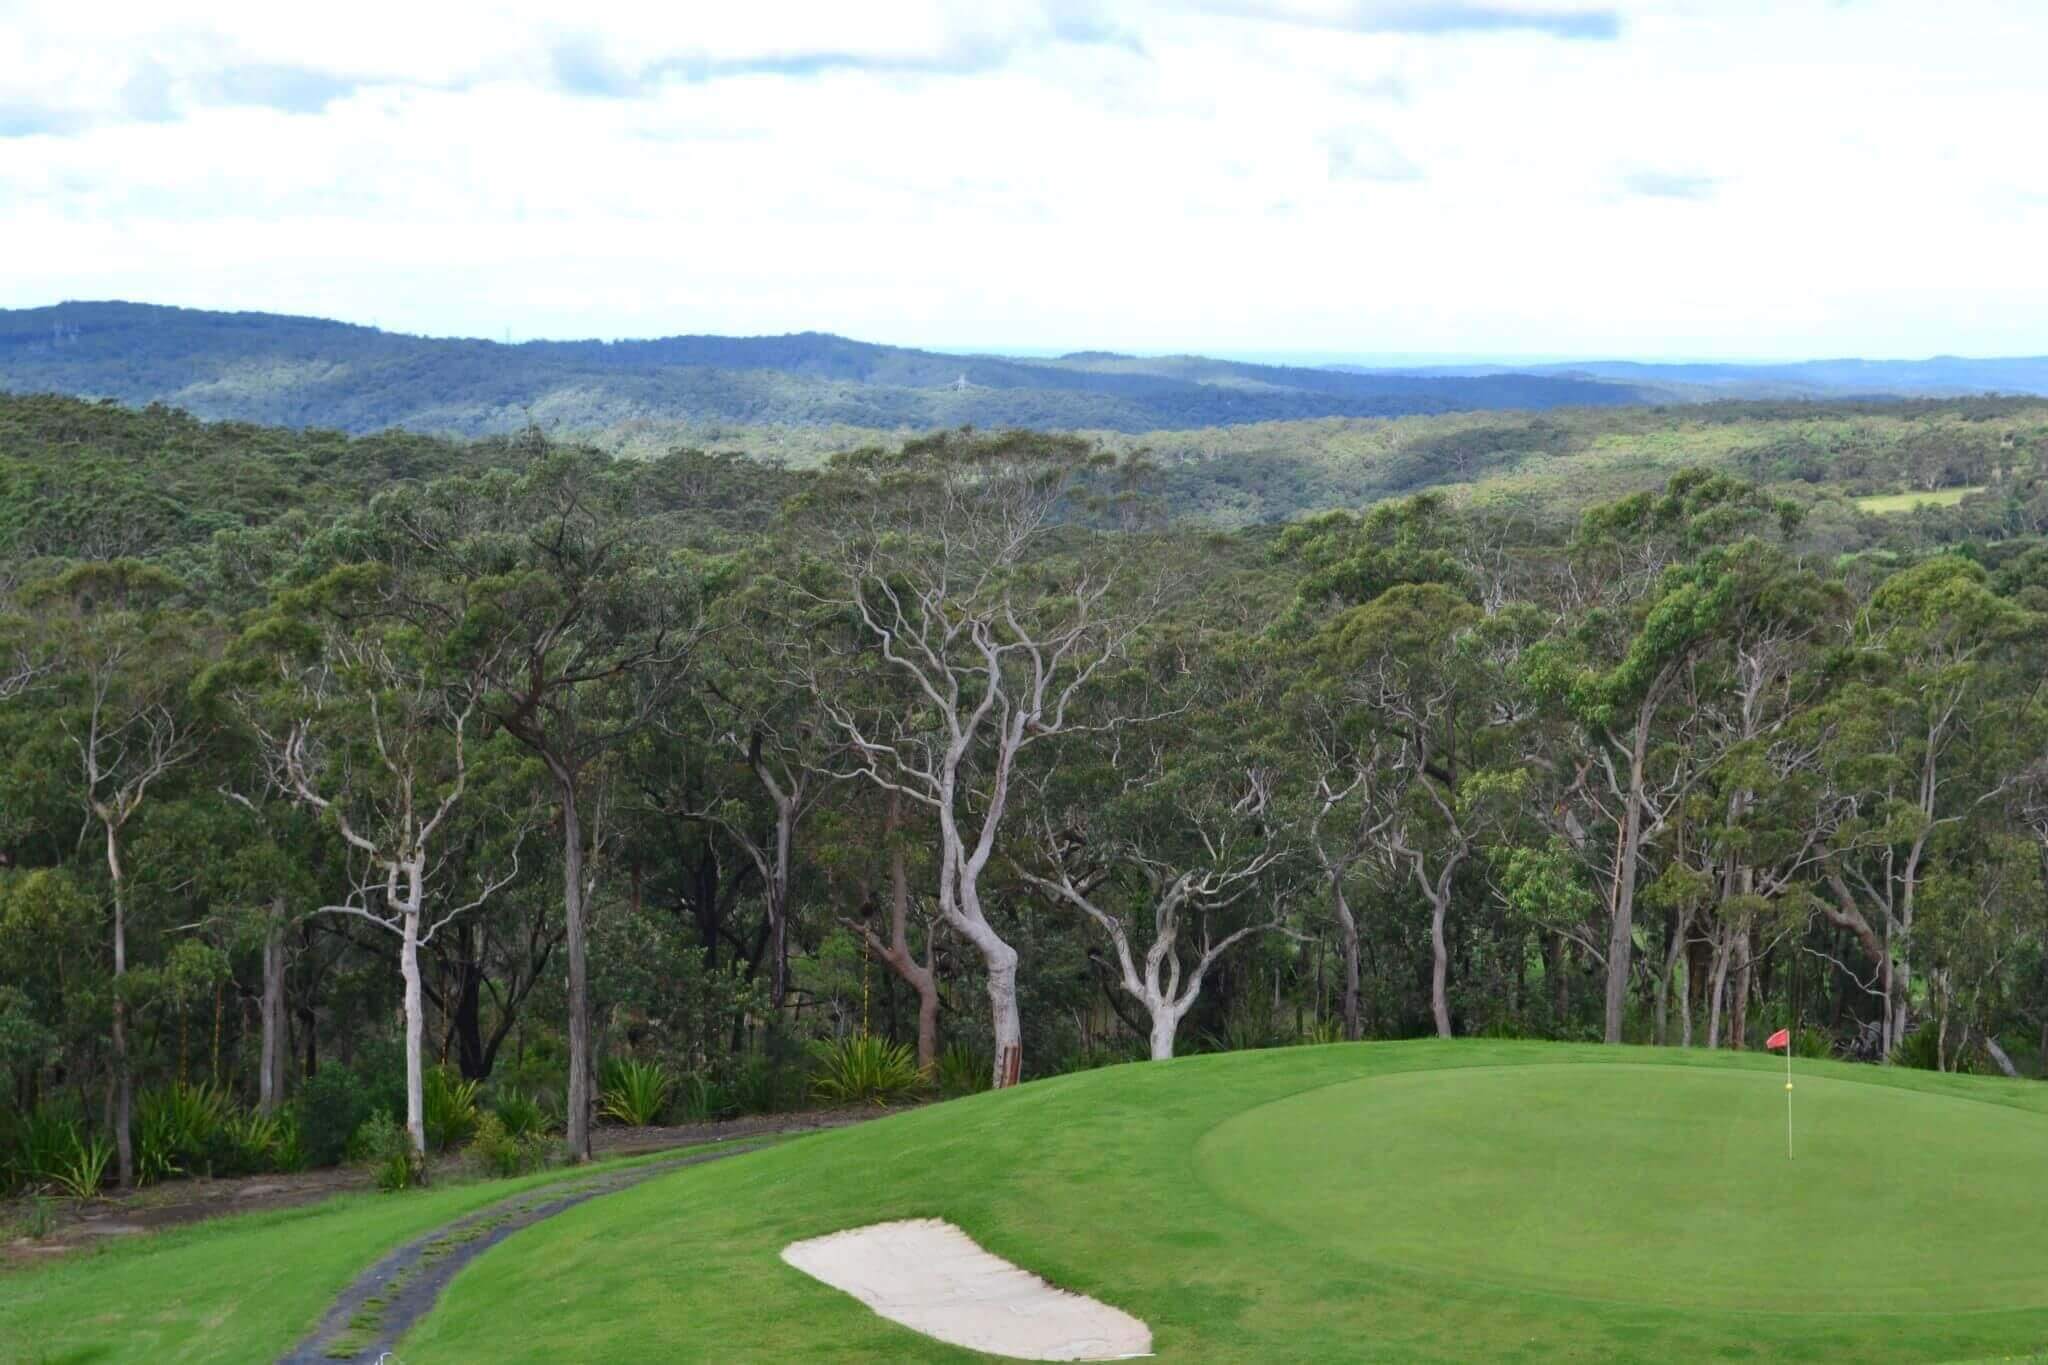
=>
[4,0,2045,359]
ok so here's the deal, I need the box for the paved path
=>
[277,1143,769,1364]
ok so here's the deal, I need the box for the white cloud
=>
[1,0,2045,358]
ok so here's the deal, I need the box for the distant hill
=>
[0,302,1652,438]
[1327,355,2048,401]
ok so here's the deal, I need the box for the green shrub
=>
[375,1148,425,1192]
[423,1066,483,1151]
[1792,1029,1834,1060]
[1890,1022,1978,1074]
[936,1043,992,1096]
[810,1035,922,1107]
[349,1109,411,1165]
[2,1103,85,1192]
[297,1065,372,1167]
[489,1090,551,1141]
[134,1081,230,1183]
[730,1056,809,1115]
[268,1110,309,1173]
[1295,1018,1347,1046]
[49,1134,111,1199]
[1205,1000,1285,1053]
[216,1109,287,1175]
[599,1058,673,1126]
[351,1109,427,1190]
[470,1112,555,1178]
[674,1073,735,1123]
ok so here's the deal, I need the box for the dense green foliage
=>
[4,390,2048,1214]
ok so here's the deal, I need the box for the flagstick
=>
[1784,1037,1794,1161]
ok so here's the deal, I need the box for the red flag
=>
[1765,1028,1790,1051]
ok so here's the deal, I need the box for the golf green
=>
[1196,1062,2048,1314]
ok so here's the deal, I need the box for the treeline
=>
[4,408,2048,1198]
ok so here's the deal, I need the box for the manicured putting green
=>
[1197,1063,2048,1314]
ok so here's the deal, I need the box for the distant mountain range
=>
[4,302,2045,441]
[1326,356,2048,400]
[0,302,1647,437]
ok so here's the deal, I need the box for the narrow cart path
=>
[277,1143,770,1364]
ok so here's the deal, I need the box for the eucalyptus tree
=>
[800,431,1152,1087]
[1316,582,1527,1038]
[351,448,708,1160]
[1813,556,2039,1058]
[678,559,837,1012]
[21,561,209,1186]
[823,786,946,1073]
[1017,760,1295,1060]
[1527,473,1802,1043]
[241,575,525,1160]
[1279,495,1480,1042]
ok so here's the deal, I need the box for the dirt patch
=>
[3,1106,881,1270]
[3,1165,371,1267]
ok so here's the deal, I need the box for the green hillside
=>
[1,302,1650,437]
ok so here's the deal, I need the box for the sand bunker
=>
[780,1218,1153,1361]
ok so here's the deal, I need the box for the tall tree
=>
[1813,556,2038,1057]
[364,449,706,1160]
[24,561,207,1186]
[259,609,521,1158]
[804,432,1149,1087]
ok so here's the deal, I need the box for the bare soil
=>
[1,1105,878,1269]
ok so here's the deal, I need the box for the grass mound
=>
[397,1042,2048,1363]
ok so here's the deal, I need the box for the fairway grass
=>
[1853,486,1984,514]
[0,1146,734,1365]
[397,1042,2048,1364]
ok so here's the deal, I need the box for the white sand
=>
[780,1218,1153,1361]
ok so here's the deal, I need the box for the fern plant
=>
[599,1059,674,1127]
[935,1043,992,1097]
[423,1067,483,1151]
[810,1035,922,1107]
[490,1090,551,1140]
[135,1081,230,1183]
[49,1135,112,1199]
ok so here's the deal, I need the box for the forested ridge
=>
[4,390,2048,1199]
[1,301,1653,438]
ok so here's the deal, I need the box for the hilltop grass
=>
[403,1041,2048,1364]
[1853,485,1986,514]
[0,1145,734,1365]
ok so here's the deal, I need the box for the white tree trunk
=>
[986,942,1023,1087]
[1428,897,1452,1039]
[560,776,593,1161]
[399,905,427,1156]
[106,819,134,1189]
[259,896,288,1113]
[1147,1004,1181,1061]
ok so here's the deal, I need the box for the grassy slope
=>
[403,1041,2048,1364]
[1854,485,1986,513]
[0,1148,725,1365]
